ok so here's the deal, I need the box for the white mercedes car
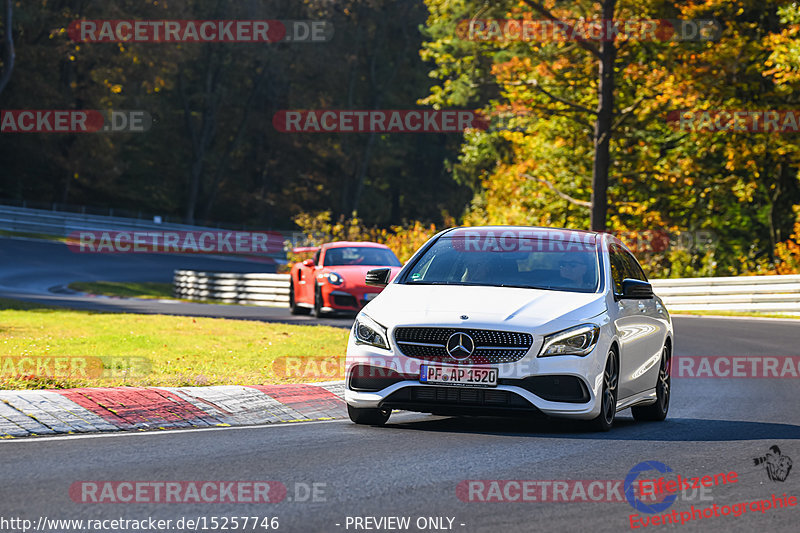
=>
[344,226,673,431]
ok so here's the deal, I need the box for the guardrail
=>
[0,205,291,263]
[173,270,291,307]
[650,274,800,313]
[0,205,216,237]
[173,270,800,313]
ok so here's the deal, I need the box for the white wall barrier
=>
[650,274,800,312]
[173,270,291,307]
[173,270,800,313]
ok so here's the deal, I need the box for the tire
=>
[589,349,619,432]
[289,281,310,315]
[632,344,671,422]
[347,404,391,425]
[313,285,327,317]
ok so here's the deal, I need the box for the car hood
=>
[364,284,607,330]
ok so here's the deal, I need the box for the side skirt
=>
[616,389,657,412]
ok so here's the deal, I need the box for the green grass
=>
[0,229,66,242]
[0,298,349,390]
[673,310,800,319]
[68,281,174,299]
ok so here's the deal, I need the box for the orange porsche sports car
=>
[289,241,402,316]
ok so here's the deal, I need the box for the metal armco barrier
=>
[1,204,290,263]
[650,274,800,312]
[173,270,800,313]
[0,204,220,236]
[173,270,291,307]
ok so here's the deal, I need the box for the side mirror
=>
[302,259,315,267]
[620,278,654,299]
[365,268,392,287]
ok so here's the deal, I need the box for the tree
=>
[423,0,628,231]
[523,0,617,232]
[422,0,800,275]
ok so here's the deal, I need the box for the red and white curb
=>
[0,382,346,438]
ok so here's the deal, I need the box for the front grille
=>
[381,386,534,409]
[394,327,533,364]
[331,293,358,308]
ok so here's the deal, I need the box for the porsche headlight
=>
[326,272,344,285]
[353,313,389,350]
[539,324,600,357]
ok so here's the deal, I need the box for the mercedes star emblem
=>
[446,332,475,361]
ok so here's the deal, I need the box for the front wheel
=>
[313,285,326,317]
[589,349,619,432]
[347,404,391,425]
[632,344,671,422]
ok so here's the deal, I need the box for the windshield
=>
[323,246,401,267]
[402,235,600,293]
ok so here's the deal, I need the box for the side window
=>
[622,251,647,282]
[313,249,321,267]
[609,245,627,294]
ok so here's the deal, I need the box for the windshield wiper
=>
[497,284,557,290]
[404,281,579,291]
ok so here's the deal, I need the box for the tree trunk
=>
[351,129,378,214]
[590,0,617,232]
[180,55,220,225]
[0,0,15,97]
[200,64,270,222]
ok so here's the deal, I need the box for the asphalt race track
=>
[0,317,798,532]
[1,237,799,532]
[0,236,351,327]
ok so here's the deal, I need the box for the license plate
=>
[420,364,498,387]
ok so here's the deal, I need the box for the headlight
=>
[326,272,344,285]
[539,324,600,357]
[353,313,390,350]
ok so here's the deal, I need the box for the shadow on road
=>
[382,415,800,441]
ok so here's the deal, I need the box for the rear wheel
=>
[632,344,671,422]
[589,349,619,432]
[347,404,391,425]
[289,281,310,315]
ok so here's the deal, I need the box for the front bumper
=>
[344,329,609,420]
[322,288,380,311]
